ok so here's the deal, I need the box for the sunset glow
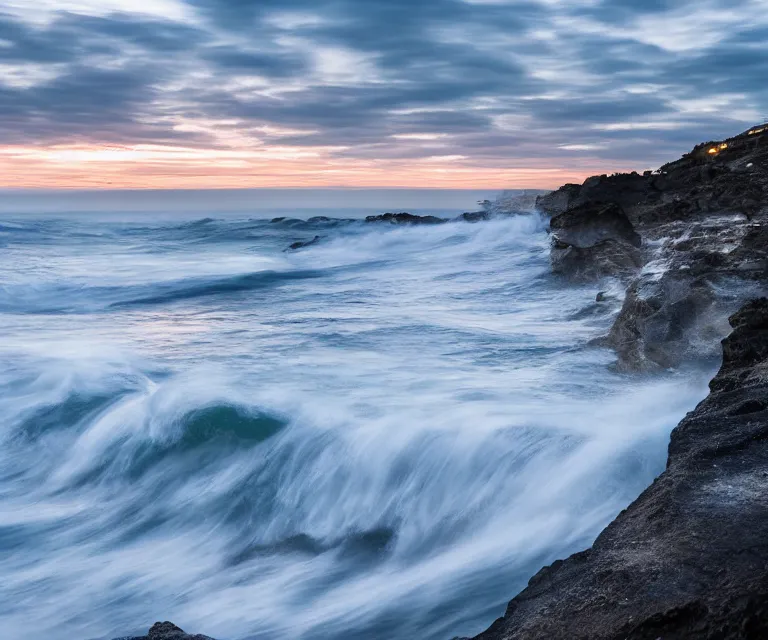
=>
[0,143,609,189]
[1,0,764,190]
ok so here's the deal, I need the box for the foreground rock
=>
[540,124,768,370]
[115,621,216,640]
[472,298,768,640]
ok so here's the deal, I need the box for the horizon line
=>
[0,186,551,193]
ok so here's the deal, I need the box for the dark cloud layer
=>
[1,0,766,171]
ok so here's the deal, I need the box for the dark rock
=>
[114,621,216,640]
[284,235,321,251]
[541,124,768,367]
[364,212,447,225]
[548,202,644,282]
[595,291,619,303]
[605,272,731,370]
[551,238,642,282]
[472,298,768,640]
[550,202,642,249]
[535,184,582,216]
[458,211,492,223]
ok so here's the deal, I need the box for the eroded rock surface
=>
[472,298,768,640]
[539,124,768,370]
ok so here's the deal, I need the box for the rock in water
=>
[284,235,321,251]
[114,621,216,640]
[364,212,446,225]
[472,298,768,640]
[457,211,492,223]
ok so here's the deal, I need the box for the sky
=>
[1,0,767,190]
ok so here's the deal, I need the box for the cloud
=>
[1,0,767,187]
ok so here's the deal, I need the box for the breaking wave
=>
[0,210,715,640]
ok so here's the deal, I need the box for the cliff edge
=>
[472,298,768,639]
[469,126,768,639]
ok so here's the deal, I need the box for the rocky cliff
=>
[471,299,768,640]
[542,125,768,371]
[468,126,768,639]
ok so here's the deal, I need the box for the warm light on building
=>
[707,142,728,156]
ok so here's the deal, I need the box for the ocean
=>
[0,197,714,640]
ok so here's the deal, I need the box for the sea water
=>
[0,205,713,639]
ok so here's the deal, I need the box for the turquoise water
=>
[0,210,711,639]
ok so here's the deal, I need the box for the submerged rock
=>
[284,235,321,251]
[364,212,446,225]
[472,298,768,640]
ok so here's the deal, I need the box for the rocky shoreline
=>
[114,126,767,640]
[467,125,768,639]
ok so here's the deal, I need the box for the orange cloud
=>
[0,143,615,190]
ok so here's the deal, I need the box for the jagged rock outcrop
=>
[114,621,216,640]
[472,298,768,640]
[549,202,643,281]
[539,124,768,370]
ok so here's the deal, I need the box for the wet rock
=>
[541,124,768,367]
[115,621,216,640]
[548,202,643,282]
[605,272,728,370]
[709,298,768,393]
[550,202,642,249]
[269,216,304,224]
[457,211,492,223]
[284,235,321,251]
[364,212,446,225]
[472,298,768,640]
[551,238,642,282]
[595,291,618,303]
